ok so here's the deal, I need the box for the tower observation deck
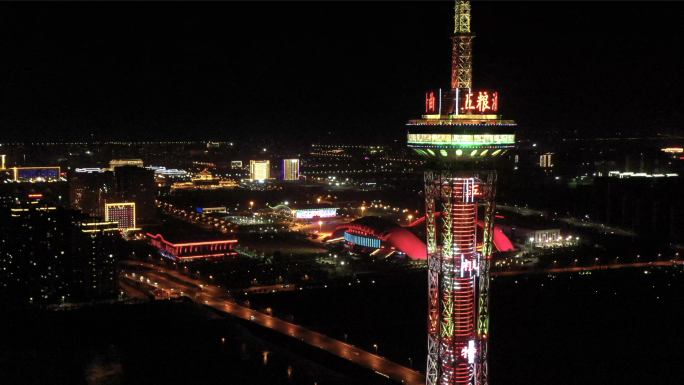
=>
[408,3,516,385]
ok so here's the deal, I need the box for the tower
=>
[409,3,516,385]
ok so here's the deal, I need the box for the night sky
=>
[1,2,683,143]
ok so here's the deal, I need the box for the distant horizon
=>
[2,3,683,142]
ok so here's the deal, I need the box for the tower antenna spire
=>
[451,1,474,91]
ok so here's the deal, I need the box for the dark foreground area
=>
[0,298,390,385]
[248,264,684,385]
[2,264,682,385]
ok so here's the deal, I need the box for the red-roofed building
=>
[147,233,237,262]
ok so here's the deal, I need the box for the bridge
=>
[121,261,425,385]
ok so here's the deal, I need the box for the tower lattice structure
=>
[407,2,516,385]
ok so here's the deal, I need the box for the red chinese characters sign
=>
[460,91,498,113]
[425,92,437,113]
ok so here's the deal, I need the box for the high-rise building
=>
[408,3,516,385]
[281,159,300,180]
[113,165,155,221]
[69,169,115,218]
[250,160,270,180]
[105,202,136,231]
[0,204,119,305]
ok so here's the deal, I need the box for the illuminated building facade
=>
[409,3,515,385]
[1,154,5,170]
[344,232,381,248]
[147,233,237,261]
[196,207,227,214]
[250,160,270,180]
[281,159,300,180]
[269,204,338,220]
[105,202,136,231]
[540,153,554,168]
[12,167,61,182]
[110,159,143,170]
[170,169,237,190]
[294,207,337,219]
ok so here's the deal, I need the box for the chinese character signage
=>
[459,90,498,114]
[462,178,480,203]
[425,91,437,113]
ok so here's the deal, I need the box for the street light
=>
[409,357,412,369]
[319,221,322,233]
[408,215,413,224]
[317,198,321,204]
[373,344,378,354]
[250,201,254,212]
[344,333,347,343]
[361,207,365,217]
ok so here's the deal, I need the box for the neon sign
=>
[425,92,436,113]
[461,340,477,364]
[460,254,479,277]
[462,178,479,203]
[460,91,498,113]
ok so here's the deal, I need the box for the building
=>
[170,169,238,191]
[109,159,143,170]
[196,207,227,214]
[249,160,270,180]
[270,204,338,219]
[231,161,243,169]
[69,169,115,218]
[113,165,155,220]
[105,202,136,231]
[330,217,427,259]
[147,233,237,262]
[1,154,5,170]
[540,153,554,168]
[281,159,300,180]
[0,204,119,305]
[330,216,515,260]
[12,166,61,182]
[70,220,120,302]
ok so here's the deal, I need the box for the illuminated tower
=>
[409,3,516,385]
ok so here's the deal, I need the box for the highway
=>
[121,261,425,385]
[492,260,681,277]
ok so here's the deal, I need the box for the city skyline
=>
[1,3,683,143]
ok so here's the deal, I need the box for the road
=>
[121,261,425,385]
[492,260,681,277]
